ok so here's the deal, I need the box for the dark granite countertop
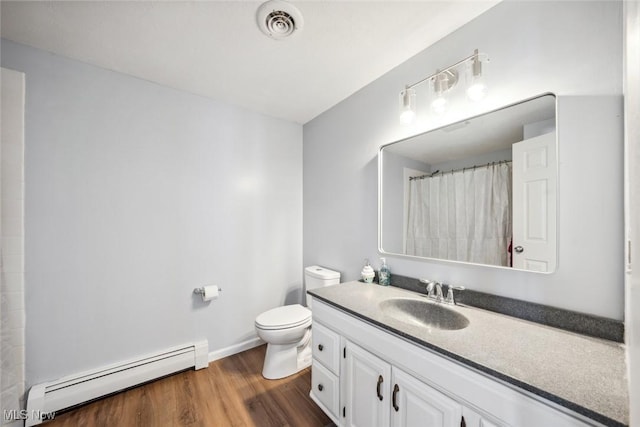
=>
[309,281,628,427]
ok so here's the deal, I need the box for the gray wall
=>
[1,40,303,387]
[303,1,624,319]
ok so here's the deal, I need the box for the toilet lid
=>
[255,304,311,330]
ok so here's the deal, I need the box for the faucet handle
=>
[419,278,434,294]
[433,281,444,302]
[444,285,465,305]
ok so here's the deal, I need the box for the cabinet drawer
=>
[311,361,339,420]
[312,321,340,374]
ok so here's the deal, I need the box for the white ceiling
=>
[0,1,499,124]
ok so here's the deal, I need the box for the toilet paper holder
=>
[193,286,222,296]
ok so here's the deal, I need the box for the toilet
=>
[255,265,340,379]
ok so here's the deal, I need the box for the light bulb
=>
[466,50,488,101]
[467,80,488,101]
[400,109,416,124]
[431,96,447,114]
[399,88,416,124]
[430,71,453,114]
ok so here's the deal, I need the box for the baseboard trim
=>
[208,337,264,363]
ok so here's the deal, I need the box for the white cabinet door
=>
[391,367,462,427]
[344,341,391,427]
[512,132,557,272]
[311,361,340,422]
[462,406,505,427]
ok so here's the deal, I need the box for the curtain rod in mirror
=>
[409,160,512,181]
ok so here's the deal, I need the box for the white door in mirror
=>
[512,132,557,272]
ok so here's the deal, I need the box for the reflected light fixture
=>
[398,49,489,122]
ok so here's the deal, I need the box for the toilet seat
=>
[255,304,311,330]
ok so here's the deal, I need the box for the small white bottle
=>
[361,258,375,283]
[379,258,391,286]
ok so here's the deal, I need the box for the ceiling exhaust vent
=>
[257,0,304,40]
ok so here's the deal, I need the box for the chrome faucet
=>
[420,279,444,303]
[430,282,444,302]
[419,279,465,305]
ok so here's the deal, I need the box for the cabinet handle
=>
[376,375,384,401]
[514,245,524,253]
[318,344,324,351]
[392,384,400,412]
[317,384,324,392]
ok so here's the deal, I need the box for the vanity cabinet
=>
[343,340,390,426]
[310,297,595,427]
[390,365,462,427]
[344,340,466,427]
[310,321,341,423]
[461,408,501,427]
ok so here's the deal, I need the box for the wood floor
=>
[45,345,333,427]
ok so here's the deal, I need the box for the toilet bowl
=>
[255,304,312,379]
[255,265,340,379]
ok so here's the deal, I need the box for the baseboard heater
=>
[25,340,208,426]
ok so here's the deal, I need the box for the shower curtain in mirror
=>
[406,162,512,266]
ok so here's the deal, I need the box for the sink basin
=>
[379,298,469,331]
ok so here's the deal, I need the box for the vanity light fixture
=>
[431,69,457,113]
[399,49,489,122]
[466,50,488,101]
[399,86,416,124]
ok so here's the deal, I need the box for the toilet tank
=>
[304,265,340,308]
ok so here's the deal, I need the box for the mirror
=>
[379,94,557,273]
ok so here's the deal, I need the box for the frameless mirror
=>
[379,94,557,273]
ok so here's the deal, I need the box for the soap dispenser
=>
[361,258,375,283]
[379,258,391,286]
